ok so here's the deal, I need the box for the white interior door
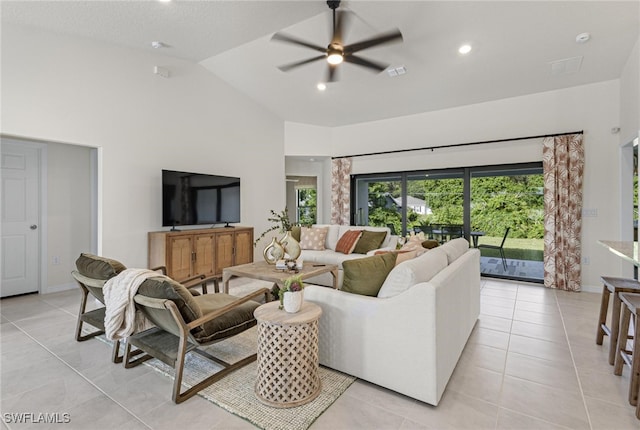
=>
[1,141,41,297]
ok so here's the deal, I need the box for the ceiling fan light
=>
[327,53,344,65]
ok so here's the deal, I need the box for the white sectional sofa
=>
[304,238,481,406]
[300,224,397,288]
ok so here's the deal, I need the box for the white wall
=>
[619,36,639,146]
[45,142,93,291]
[286,80,623,291]
[1,24,286,285]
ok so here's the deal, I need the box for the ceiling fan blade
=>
[327,63,338,82]
[344,54,388,72]
[331,10,350,46]
[344,29,403,54]
[278,55,326,72]
[271,32,327,54]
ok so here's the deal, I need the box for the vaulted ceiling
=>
[3,1,638,127]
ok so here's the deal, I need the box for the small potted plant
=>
[279,275,305,313]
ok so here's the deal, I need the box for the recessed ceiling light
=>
[158,0,172,3]
[576,32,591,44]
[151,41,165,49]
[458,44,472,55]
[317,83,327,91]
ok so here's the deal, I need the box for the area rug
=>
[103,326,356,430]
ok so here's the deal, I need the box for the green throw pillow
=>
[353,230,387,254]
[341,252,397,296]
[75,253,126,280]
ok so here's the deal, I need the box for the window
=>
[352,162,543,282]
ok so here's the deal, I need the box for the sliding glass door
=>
[351,162,544,282]
[471,166,544,281]
[406,172,464,239]
[352,175,402,232]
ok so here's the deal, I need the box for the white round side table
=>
[254,301,322,408]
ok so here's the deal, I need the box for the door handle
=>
[30,225,38,230]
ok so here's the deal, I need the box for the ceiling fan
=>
[272,0,403,82]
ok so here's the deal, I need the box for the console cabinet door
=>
[215,232,234,275]
[234,229,253,266]
[194,233,215,278]
[168,235,193,281]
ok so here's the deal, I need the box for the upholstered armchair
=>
[123,275,269,403]
[72,253,214,363]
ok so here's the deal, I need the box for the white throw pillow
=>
[377,248,448,298]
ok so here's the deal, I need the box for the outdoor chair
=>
[478,227,510,271]
[72,253,214,363]
[123,275,269,403]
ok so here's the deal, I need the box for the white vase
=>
[283,290,304,313]
[263,237,285,265]
[280,230,301,260]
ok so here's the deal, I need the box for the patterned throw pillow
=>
[299,227,329,250]
[335,230,363,254]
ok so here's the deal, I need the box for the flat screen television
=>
[162,169,240,228]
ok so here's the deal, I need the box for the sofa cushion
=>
[138,276,203,325]
[300,226,329,250]
[335,230,363,254]
[377,247,449,298]
[300,250,366,269]
[353,230,387,254]
[75,253,126,280]
[341,252,397,296]
[440,238,470,264]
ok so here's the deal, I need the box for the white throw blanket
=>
[103,268,161,341]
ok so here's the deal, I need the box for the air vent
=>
[387,66,407,77]
[549,56,583,75]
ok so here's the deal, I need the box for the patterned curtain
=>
[542,134,584,291]
[331,158,352,225]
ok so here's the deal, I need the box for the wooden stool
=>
[613,292,640,409]
[596,277,640,365]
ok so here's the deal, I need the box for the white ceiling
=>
[2,1,639,127]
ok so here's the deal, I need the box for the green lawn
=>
[475,236,543,261]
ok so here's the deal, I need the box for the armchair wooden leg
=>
[173,353,257,404]
[123,341,153,369]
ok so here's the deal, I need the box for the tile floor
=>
[1,278,639,429]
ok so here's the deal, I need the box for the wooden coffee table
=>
[222,260,338,294]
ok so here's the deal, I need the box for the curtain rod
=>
[331,130,584,160]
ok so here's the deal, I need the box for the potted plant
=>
[254,208,293,247]
[255,208,302,263]
[279,275,305,313]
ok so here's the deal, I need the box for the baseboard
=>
[580,284,601,294]
[41,282,75,295]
